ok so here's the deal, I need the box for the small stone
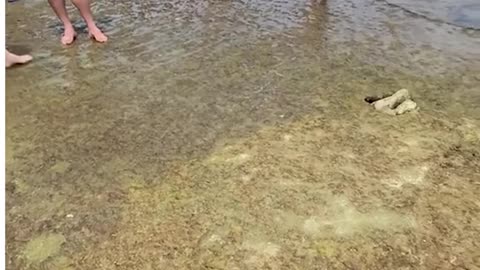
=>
[283,134,292,141]
[66,214,74,218]
[450,256,457,264]
[364,93,392,104]
[364,96,383,104]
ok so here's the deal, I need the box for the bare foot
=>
[61,25,77,45]
[88,26,108,43]
[6,50,33,68]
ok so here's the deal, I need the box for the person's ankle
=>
[63,23,75,30]
[84,20,95,28]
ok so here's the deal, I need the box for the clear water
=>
[6,0,480,269]
[386,0,480,29]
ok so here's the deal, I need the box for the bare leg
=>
[48,0,77,45]
[6,50,32,68]
[71,0,107,42]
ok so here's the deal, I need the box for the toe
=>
[61,32,76,45]
[90,31,108,43]
[19,55,33,63]
[61,36,74,45]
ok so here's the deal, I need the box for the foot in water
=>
[6,50,32,68]
[88,25,108,43]
[61,25,77,45]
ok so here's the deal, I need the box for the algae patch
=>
[23,233,66,265]
[49,161,71,174]
[46,256,75,270]
[302,197,416,236]
[313,239,339,257]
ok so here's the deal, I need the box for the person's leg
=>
[6,49,32,68]
[71,0,107,42]
[48,0,77,45]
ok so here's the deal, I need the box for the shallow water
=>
[6,0,480,269]
[386,0,480,29]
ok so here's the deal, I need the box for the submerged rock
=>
[373,89,410,111]
[367,89,418,115]
[394,99,418,115]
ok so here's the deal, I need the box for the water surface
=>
[6,0,480,269]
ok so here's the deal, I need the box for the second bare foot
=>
[6,50,33,68]
[61,25,77,45]
[88,26,108,43]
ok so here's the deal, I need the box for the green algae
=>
[23,234,65,265]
